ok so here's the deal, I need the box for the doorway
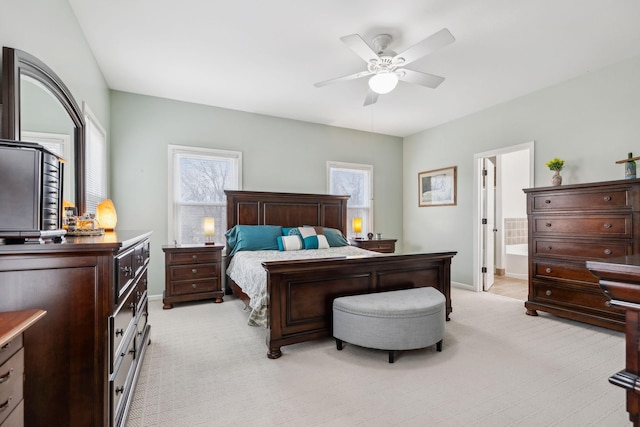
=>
[473,142,534,294]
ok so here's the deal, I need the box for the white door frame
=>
[472,141,535,292]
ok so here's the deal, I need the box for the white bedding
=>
[227,246,379,326]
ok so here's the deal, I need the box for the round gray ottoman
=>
[332,287,446,363]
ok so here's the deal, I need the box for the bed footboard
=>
[263,252,455,359]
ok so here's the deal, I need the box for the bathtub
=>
[505,243,528,280]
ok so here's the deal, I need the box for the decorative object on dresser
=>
[616,152,639,180]
[202,217,216,245]
[162,244,224,309]
[523,179,640,331]
[545,157,565,186]
[418,166,457,207]
[0,230,151,427]
[0,309,46,427]
[586,255,640,426]
[96,199,118,231]
[349,237,397,253]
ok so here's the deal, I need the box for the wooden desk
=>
[587,254,640,426]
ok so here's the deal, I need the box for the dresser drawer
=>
[1,399,23,427]
[110,336,135,427]
[168,250,219,265]
[169,263,219,281]
[530,281,623,315]
[170,278,218,296]
[533,239,631,260]
[532,215,632,238]
[0,335,21,367]
[0,348,24,426]
[530,189,630,212]
[110,289,136,371]
[532,261,599,284]
[116,247,136,300]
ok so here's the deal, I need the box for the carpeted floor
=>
[126,288,628,426]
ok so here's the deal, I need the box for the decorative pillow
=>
[277,235,303,251]
[298,226,330,249]
[322,227,349,247]
[225,225,283,256]
[282,227,301,237]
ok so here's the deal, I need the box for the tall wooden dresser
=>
[0,230,151,427]
[524,179,640,331]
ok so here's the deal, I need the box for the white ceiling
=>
[68,0,640,137]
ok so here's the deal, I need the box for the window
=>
[84,104,107,213]
[168,145,242,245]
[327,161,373,238]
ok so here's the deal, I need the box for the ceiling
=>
[68,0,640,137]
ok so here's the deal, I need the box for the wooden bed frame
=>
[225,190,456,359]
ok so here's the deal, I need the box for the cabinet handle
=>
[605,300,612,307]
[603,196,612,201]
[192,255,197,259]
[0,368,13,384]
[546,245,552,251]
[0,397,12,411]
[545,268,552,274]
[115,386,124,395]
[0,342,10,351]
[544,199,551,204]
[603,223,612,229]
[192,283,198,289]
[192,268,198,274]
[604,249,612,255]
[545,222,552,227]
[546,290,552,296]
[129,302,136,311]
[115,328,124,337]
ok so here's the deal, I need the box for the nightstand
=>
[350,238,397,253]
[162,244,223,309]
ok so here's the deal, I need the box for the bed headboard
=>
[225,190,349,236]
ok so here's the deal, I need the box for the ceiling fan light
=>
[368,72,399,94]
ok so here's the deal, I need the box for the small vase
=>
[551,171,562,186]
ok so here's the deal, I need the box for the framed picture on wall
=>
[418,166,457,207]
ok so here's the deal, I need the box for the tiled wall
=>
[505,218,528,245]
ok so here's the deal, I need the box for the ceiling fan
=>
[314,28,455,106]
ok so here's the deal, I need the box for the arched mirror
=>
[1,46,86,214]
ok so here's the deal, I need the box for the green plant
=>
[546,157,565,172]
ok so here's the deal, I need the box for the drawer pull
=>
[0,368,13,384]
[121,266,132,276]
[605,300,612,307]
[603,223,612,229]
[192,283,198,289]
[545,245,552,251]
[545,223,552,227]
[192,268,198,274]
[115,328,124,337]
[0,397,12,412]
[603,196,612,201]
[604,249,612,255]
[115,386,124,395]
[0,342,9,351]
[130,302,136,311]
[544,199,551,204]
[545,268,552,274]
[545,290,552,296]
[192,255,197,259]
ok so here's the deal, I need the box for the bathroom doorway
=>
[473,142,534,295]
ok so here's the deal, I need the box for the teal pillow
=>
[225,225,283,256]
[302,234,330,249]
[323,227,349,247]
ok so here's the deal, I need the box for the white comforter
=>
[227,246,379,326]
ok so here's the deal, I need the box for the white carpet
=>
[126,288,628,426]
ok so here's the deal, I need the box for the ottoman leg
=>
[336,338,343,350]
[389,351,395,363]
[436,339,443,352]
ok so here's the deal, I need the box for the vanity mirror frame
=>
[1,46,86,214]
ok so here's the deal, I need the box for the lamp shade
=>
[368,72,399,94]
[203,217,215,244]
[96,199,117,231]
[352,217,363,234]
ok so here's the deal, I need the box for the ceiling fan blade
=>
[340,34,380,63]
[400,68,445,89]
[314,70,372,88]
[394,28,455,66]
[363,90,379,106]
